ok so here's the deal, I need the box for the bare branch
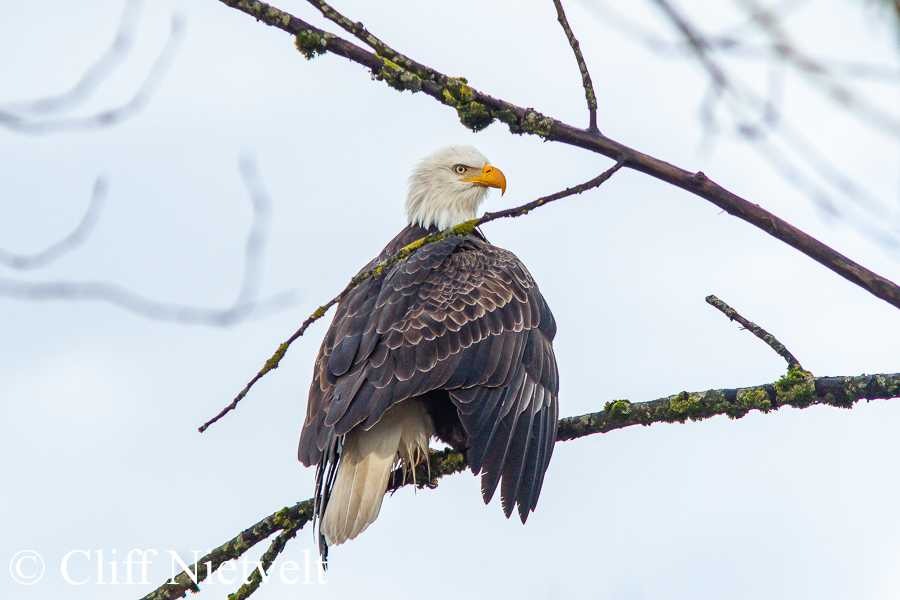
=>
[705,294,803,370]
[736,0,900,138]
[0,177,108,270]
[586,1,900,81]
[584,0,900,250]
[199,159,627,432]
[1,0,146,116]
[552,0,599,132]
[0,279,295,325]
[649,0,899,242]
[0,14,185,134]
[0,155,297,326]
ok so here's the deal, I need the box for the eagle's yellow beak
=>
[461,165,507,196]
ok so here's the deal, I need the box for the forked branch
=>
[216,0,900,314]
[152,370,900,600]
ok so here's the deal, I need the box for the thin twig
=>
[705,294,803,370]
[552,0,599,132]
[304,0,395,58]
[735,0,900,138]
[199,158,627,432]
[152,370,900,599]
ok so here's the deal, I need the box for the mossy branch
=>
[705,294,804,370]
[216,0,900,314]
[303,0,416,70]
[139,448,467,600]
[154,370,900,599]
[199,159,626,433]
[139,501,314,600]
[555,369,900,440]
[226,521,304,600]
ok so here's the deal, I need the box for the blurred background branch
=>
[0,2,184,134]
[0,154,297,326]
[585,0,900,253]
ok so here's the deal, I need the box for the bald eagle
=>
[299,145,559,561]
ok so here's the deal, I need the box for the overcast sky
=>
[3,0,900,599]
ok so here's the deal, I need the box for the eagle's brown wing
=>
[298,225,558,521]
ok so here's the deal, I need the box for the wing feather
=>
[299,224,559,522]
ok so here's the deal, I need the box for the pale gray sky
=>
[2,1,900,599]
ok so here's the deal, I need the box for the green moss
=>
[265,6,290,27]
[875,374,900,395]
[270,507,293,530]
[451,220,478,237]
[374,58,423,93]
[434,451,465,473]
[441,81,495,132]
[603,399,632,418]
[775,365,816,408]
[457,102,493,132]
[295,30,327,59]
[262,342,289,373]
[741,387,771,412]
[727,387,772,419]
[426,450,466,488]
[670,391,696,413]
[236,0,262,17]
[843,377,870,405]
[514,109,555,136]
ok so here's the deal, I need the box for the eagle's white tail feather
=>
[321,399,434,546]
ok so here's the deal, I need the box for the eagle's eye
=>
[453,165,467,175]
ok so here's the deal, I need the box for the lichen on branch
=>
[155,369,900,600]
[556,371,900,441]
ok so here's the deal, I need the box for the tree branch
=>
[215,0,900,313]
[304,0,400,59]
[705,294,803,370]
[551,0,599,132]
[138,501,315,600]
[199,159,627,432]
[0,0,147,116]
[0,14,184,134]
[649,0,895,233]
[557,372,900,440]
[151,370,900,599]
[0,177,108,270]
[1,155,297,326]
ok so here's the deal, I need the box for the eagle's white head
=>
[406,145,507,231]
